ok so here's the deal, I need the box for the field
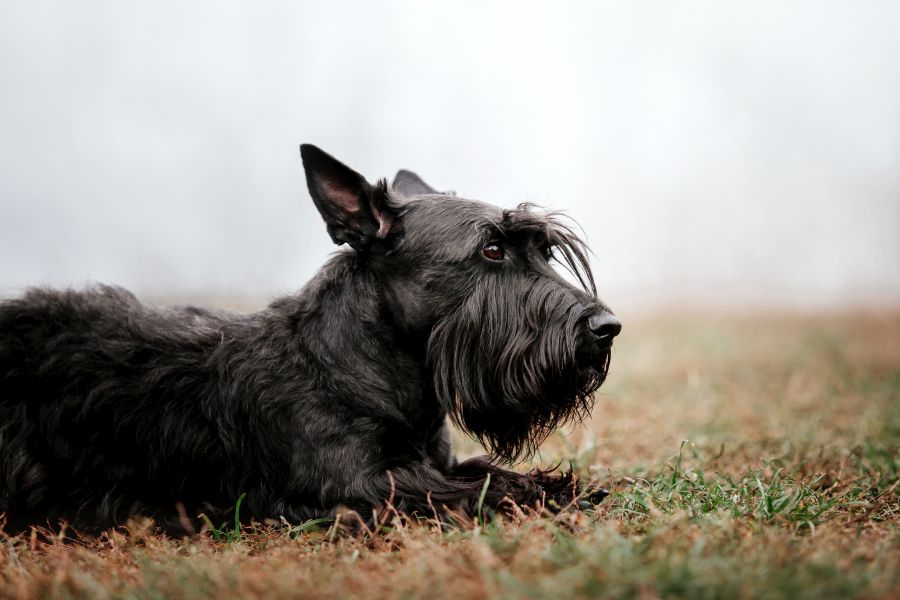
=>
[1,311,898,599]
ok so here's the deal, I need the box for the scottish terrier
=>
[0,145,621,532]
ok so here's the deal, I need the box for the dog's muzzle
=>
[575,311,621,373]
[587,312,622,350]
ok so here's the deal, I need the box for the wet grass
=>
[1,311,898,599]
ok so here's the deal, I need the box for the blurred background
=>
[1,1,898,314]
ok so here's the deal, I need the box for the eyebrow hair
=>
[479,204,597,296]
[547,217,596,295]
[477,214,506,238]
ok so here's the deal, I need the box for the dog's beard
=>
[428,278,608,464]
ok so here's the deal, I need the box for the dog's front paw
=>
[564,482,609,510]
[577,486,609,509]
[528,470,609,511]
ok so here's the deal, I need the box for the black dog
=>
[0,145,621,532]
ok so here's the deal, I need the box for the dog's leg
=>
[356,460,597,520]
[418,424,604,514]
[450,456,607,509]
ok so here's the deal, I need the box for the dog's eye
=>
[541,244,553,260]
[482,243,504,261]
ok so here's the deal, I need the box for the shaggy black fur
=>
[0,145,621,532]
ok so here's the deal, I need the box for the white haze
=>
[1,1,898,313]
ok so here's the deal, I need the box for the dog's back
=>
[0,286,243,529]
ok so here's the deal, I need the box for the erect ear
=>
[300,144,396,250]
[392,169,438,197]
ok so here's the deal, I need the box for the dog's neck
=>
[277,251,443,430]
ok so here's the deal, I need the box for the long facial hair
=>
[427,209,609,463]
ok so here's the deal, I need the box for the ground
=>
[1,311,897,599]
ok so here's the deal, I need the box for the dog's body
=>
[0,146,620,531]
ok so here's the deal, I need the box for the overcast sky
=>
[1,1,898,312]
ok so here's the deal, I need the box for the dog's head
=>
[300,144,620,463]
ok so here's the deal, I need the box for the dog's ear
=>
[392,169,438,197]
[300,144,395,250]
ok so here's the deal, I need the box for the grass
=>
[199,493,246,544]
[1,310,898,599]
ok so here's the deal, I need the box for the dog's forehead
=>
[395,195,503,260]
[402,195,500,227]
[397,195,551,261]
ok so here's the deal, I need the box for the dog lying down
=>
[0,145,621,532]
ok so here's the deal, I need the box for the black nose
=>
[588,313,622,343]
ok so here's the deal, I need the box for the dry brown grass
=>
[1,311,898,599]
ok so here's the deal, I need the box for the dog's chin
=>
[452,356,609,465]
